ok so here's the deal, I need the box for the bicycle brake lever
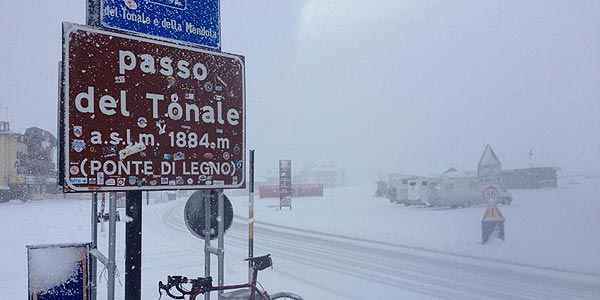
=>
[159,280,186,300]
[158,281,164,300]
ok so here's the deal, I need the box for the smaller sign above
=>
[96,0,220,49]
[478,144,502,186]
[479,176,501,185]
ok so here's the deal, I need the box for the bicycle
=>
[158,254,304,300]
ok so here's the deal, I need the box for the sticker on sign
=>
[60,23,244,192]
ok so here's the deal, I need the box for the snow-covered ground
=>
[1,177,599,299]
[235,177,600,276]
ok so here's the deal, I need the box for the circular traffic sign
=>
[184,190,233,240]
[483,186,499,202]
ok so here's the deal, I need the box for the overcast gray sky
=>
[1,1,599,180]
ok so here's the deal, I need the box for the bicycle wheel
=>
[270,292,304,300]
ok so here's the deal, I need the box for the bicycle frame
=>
[159,254,275,300]
[159,277,270,300]
[188,282,269,300]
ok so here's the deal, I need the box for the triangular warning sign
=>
[482,205,504,220]
[478,144,502,170]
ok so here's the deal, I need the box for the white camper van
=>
[428,170,512,208]
[425,171,481,208]
[407,177,435,206]
[387,175,433,206]
[386,171,512,208]
[386,174,410,205]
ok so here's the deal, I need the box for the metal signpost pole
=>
[86,8,98,300]
[248,150,255,281]
[90,192,98,300]
[204,190,212,300]
[126,191,142,300]
[218,189,225,297]
[107,192,117,300]
[183,190,234,300]
[86,0,100,27]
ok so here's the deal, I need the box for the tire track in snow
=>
[225,228,592,300]
[245,216,600,278]
[225,224,597,300]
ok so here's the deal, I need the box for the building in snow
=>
[501,167,560,189]
[295,162,346,188]
[0,121,58,201]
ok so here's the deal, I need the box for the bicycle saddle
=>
[245,254,272,271]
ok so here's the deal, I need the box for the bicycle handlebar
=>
[158,275,214,299]
[158,279,185,300]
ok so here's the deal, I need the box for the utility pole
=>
[248,150,255,281]
[528,149,533,168]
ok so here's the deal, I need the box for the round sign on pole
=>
[184,190,233,240]
[483,186,499,203]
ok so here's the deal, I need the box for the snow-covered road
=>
[157,199,600,300]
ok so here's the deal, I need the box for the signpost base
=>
[482,219,505,244]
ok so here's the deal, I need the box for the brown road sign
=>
[60,23,245,192]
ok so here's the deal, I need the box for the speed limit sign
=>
[483,186,499,202]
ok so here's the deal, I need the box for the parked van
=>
[387,175,431,206]
[428,170,512,208]
[386,174,410,205]
[385,170,512,208]
[407,177,434,206]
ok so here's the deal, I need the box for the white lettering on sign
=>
[119,50,207,81]
[145,93,239,125]
[185,22,218,40]
[73,88,240,127]
[75,87,130,116]
[81,158,154,176]
[156,161,236,176]
[120,7,151,25]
